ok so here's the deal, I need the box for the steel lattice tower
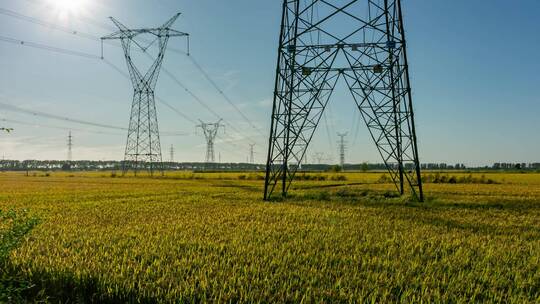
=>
[313,152,325,164]
[249,144,255,164]
[67,131,73,161]
[197,119,224,163]
[264,0,424,201]
[102,13,189,176]
[337,132,347,168]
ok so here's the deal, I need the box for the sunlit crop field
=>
[1,171,539,302]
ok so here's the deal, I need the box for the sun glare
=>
[48,0,88,19]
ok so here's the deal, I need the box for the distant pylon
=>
[169,145,174,163]
[337,132,348,168]
[67,131,73,161]
[197,119,224,163]
[249,144,255,164]
[313,152,325,164]
[102,13,189,176]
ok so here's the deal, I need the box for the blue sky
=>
[0,0,539,165]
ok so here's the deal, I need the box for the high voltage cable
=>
[0,33,246,151]
[0,117,123,136]
[1,9,262,159]
[0,8,100,40]
[103,57,248,146]
[0,34,252,153]
[0,102,188,136]
[0,34,196,133]
[9,4,264,138]
[187,56,265,136]
[160,66,222,120]
[2,7,260,145]
[0,35,101,59]
[156,59,259,145]
[160,64,258,145]
[100,58,198,124]
[155,96,197,125]
[0,102,127,130]
[322,111,334,151]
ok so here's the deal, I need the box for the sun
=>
[47,0,88,18]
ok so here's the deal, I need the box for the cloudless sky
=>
[0,0,539,166]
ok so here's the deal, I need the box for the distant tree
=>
[361,162,369,172]
[0,128,13,133]
[328,165,342,173]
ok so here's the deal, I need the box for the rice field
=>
[1,171,539,302]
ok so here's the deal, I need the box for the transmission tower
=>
[197,119,224,163]
[337,132,348,168]
[67,131,73,161]
[312,152,325,165]
[102,13,189,176]
[249,144,255,164]
[264,0,424,201]
[169,144,174,163]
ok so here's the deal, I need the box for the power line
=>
[14,2,263,139]
[322,111,334,151]
[0,101,126,130]
[2,6,262,147]
[0,105,187,136]
[0,7,206,127]
[0,8,101,41]
[0,117,122,136]
[187,56,265,136]
[145,50,260,146]
[0,34,101,59]
[1,9,262,159]
[112,66,259,150]
[0,34,195,134]
[101,58,198,125]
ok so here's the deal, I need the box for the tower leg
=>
[123,91,163,176]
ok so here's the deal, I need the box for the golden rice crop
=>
[0,171,538,302]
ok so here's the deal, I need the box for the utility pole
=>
[67,131,73,162]
[337,132,347,169]
[169,145,174,163]
[102,13,189,176]
[249,144,255,164]
[197,119,224,163]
